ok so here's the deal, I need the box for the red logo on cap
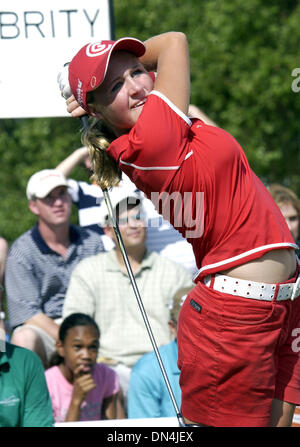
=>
[86,42,112,58]
[90,76,97,88]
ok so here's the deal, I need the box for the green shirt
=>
[0,342,54,427]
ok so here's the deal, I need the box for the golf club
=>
[80,115,190,428]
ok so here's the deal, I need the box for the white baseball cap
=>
[98,187,144,227]
[26,169,68,200]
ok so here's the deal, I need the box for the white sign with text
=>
[0,1,113,118]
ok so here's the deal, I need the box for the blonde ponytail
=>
[82,119,122,190]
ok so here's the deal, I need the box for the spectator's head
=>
[269,184,300,241]
[27,169,72,226]
[99,188,147,251]
[52,313,100,373]
[168,286,193,338]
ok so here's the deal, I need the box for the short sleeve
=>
[5,246,42,327]
[22,351,54,427]
[107,92,192,195]
[67,179,80,203]
[96,364,120,398]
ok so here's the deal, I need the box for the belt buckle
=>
[291,275,300,301]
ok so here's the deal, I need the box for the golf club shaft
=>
[79,115,185,427]
[102,188,185,426]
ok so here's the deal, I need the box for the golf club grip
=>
[80,115,89,131]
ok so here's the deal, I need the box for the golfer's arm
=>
[140,32,190,115]
[188,104,218,127]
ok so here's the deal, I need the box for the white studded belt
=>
[203,273,300,301]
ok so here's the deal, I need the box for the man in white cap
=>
[62,188,193,412]
[5,169,104,368]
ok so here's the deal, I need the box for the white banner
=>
[0,0,114,118]
[55,417,180,427]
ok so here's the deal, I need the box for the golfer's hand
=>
[66,95,87,118]
[57,64,87,118]
[57,64,72,100]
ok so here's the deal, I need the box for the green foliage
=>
[0,118,88,243]
[0,0,300,246]
[114,0,300,187]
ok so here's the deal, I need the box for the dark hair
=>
[49,313,100,367]
[59,313,100,342]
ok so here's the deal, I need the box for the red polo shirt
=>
[107,91,297,281]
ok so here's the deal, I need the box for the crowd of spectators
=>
[1,107,300,426]
[0,156,195,425]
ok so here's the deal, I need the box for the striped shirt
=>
[5,224,104,329]
[67,179,105,234]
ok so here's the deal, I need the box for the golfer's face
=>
[91,51,154,135]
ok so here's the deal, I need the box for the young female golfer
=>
[60,32,300,427]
